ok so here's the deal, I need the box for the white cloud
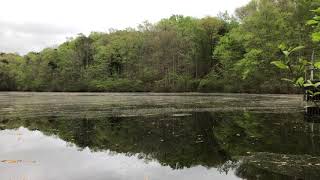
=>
[0,21,76,54]
[0,0,251,54]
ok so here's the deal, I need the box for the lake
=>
[0,92,319,180]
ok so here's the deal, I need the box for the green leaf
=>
[299,59,311,66]
[278,43,286,51]
[307,90,314,95]
[312,32,320,42]
[281,78,294,83]
[295,77,304,87]
[313,92,320,96]
[314,82,320,88]
[307,20,319,25]
[282,50,290,57]
[311,8,320,14]
[314,62,320,69]
[314,15,320,21]
[304,83,314,88]
[271,61,289,70]
[290,46,304,53]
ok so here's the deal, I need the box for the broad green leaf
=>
[313,92,320,96]
[304,83,314,88]
[314,82,320,88]
[307,20,319,25]
[314,15,320,21]
[295,77,304,87]
[278,44,286,51]
[314,62,320,69]
[311,8,320,14]
[271,61,289,69]
[282,50,290,57]
[290,46,304,53]
[312,32,320,42]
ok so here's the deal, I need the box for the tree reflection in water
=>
[1,111,320,179]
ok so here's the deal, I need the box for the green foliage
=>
[271,61,289,70]
[270,4,320,93]
[88,79,144,92]
[308,7,320,42]
[0,0,319,93]
[198,78,224,92]
[314,62,320,69]
[271,45,307,88]
[312,32,320,42]
[234,49,261,80]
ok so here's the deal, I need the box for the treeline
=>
[1,0,320,93]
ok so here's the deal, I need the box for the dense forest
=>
[1,0,320,93]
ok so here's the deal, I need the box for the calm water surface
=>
[0,92,319,180]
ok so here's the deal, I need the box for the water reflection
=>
[0,127,238,180]
[1,111,320,179]
[1,93,320,179]
[1,113,230,170]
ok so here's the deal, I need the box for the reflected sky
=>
[0,127,239,180]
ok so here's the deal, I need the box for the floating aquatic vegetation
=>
[0,93,303,119]
[238,152,320,178]
[172,113,192,117]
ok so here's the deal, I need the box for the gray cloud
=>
[0,21,78,54]
[0,0,250,55]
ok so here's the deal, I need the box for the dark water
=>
[0,92,319,180]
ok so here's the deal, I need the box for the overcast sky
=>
[0,0,250,54]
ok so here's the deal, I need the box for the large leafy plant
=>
[271,45,320,98]
[271,7,320,97]
[271,45,307,88]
